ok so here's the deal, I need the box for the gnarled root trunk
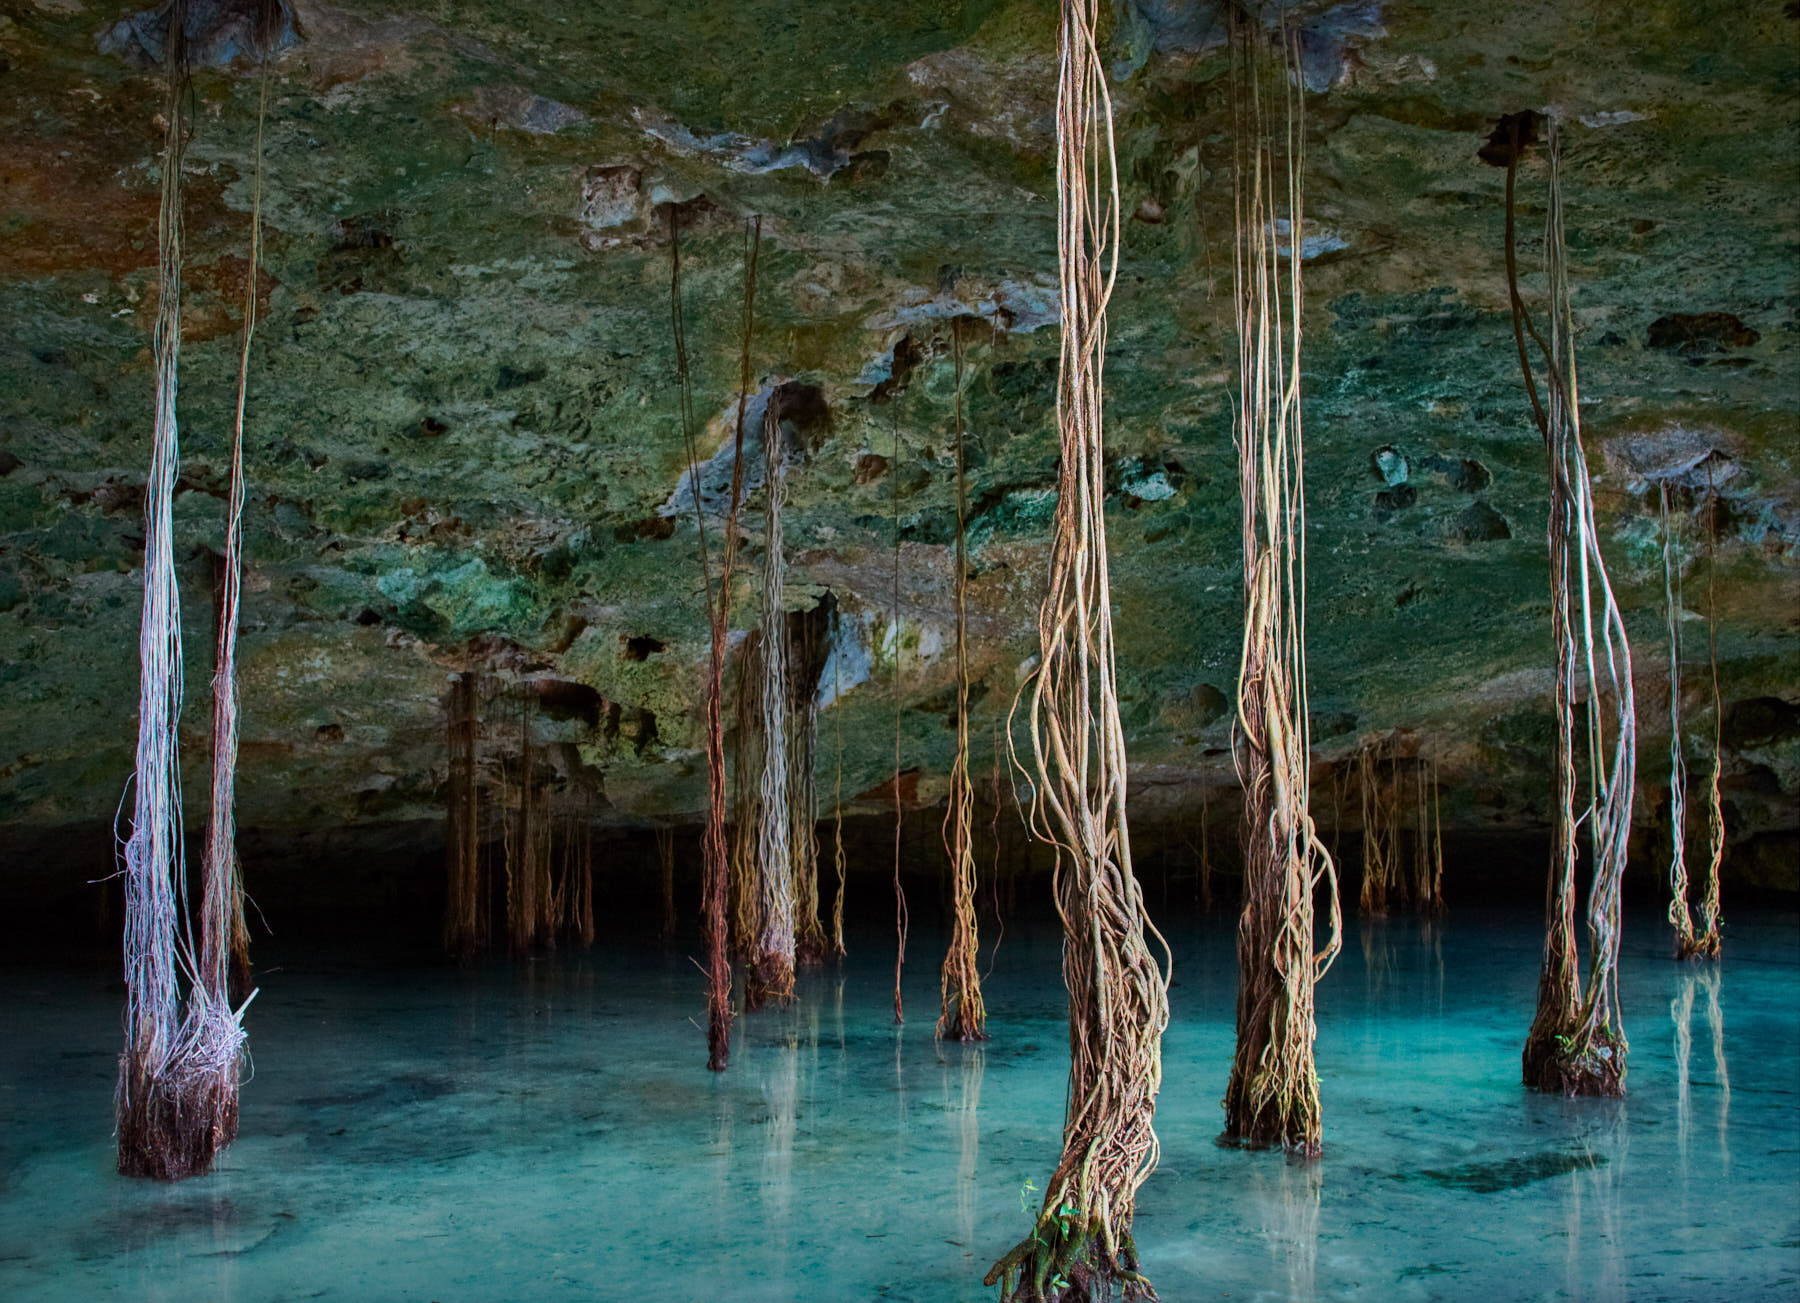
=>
[1676,931,1722,962]
[1521,1024,1626,1097]
[745,952,794,1012]
[987,1217,1155,1303]
[116,1049,239,1180]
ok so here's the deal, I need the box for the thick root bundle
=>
[1221,7,1340,1154]
[988,1,1169,1295]
[1496,115,1637,1098]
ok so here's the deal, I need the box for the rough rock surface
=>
[1,0,1795,893]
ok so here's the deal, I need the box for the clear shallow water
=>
[1,907,1796,1302]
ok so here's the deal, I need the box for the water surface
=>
[1,907,1795,1301]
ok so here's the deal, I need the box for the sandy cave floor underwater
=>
[0,904,1796,1302]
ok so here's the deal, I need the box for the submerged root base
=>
[1216,1115,1323,1158]
[116,1058,239,1181]
[744,953,795,1012]
[1675,933,1722,962]
[937,1004,989,1044]
[986,1221,1154,1303]
[1220,1088,1323,1157]
[1521,1028,1626,1098]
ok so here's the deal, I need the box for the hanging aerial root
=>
[1219,6,1340,1154]
[938,318,988,1045]
[989,0,1170,1293]
[1496,115,1636,1099]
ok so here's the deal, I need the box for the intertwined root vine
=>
[986,3,1170,1297]
[1220,8,1341,1157]
[749,395,797,1010]
[1663,477,1724,962]
[119,0,263,1180]
[939,321,987,1044]
[1496,116,1638,1097]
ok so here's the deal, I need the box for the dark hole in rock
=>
[772,380,831,452]
[343,459,388,483]
[625,707,659,757]
[1395,581,1422,609]
[615,516,676,543]
[419,416,449,437]
[1647,312,1760,354]
[621,634,666,662]
[1318,711,1358,738]
[870,333,923,403]
[33,348,70,367]
[1447,500,1511,544]
[1721,696,1800,750]
[495,363,547,391]
[1374,484,1417,514]
[354,607,382,626]
[535,679,603,727]
[854,452,891,484]
[1477,109,1541,167]
[0,450,20,477]
[1191,682,1228,725]
[843,149,890,183]
[1371,446,1409,485]
[1723,762,1781,797]
[87,479,145,516]
[1420,453,1492,493]
[537,544,576,581]
[335,213,398,251]
[316,723,344,743]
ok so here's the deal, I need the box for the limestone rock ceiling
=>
[1,0,1795,873]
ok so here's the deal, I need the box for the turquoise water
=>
[1,907,1795,1301]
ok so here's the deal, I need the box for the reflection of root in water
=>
[1251,1156,1322,1301]
[1672,967,1732,1189]
[1563,1109,1628,1303]
[1672,973,1695,1184]
[1702,966,1730,1176]
[945,1048,986,1253]
[759,1006,802,1234]
[1361,919,1394,1004]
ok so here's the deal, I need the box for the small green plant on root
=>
[986,1207,1155,1303]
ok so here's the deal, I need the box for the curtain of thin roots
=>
[830,604,848,960]
[656,826,676,944]
[749,396,796,1009]
[938,321,987,1044]
[445,672,483,963]
[1501,117,1637,1096]
[1699,482,1725,956]
[890,403,909,1024]
[505,691,553,955]
[791,614,828,965]
[118,0,253,1180]
[1221,13,1341,1158]
[986,3,1170,1297]
[731,632,764,965]
[1663,484,1721,961]
[1356,737,1394,918]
